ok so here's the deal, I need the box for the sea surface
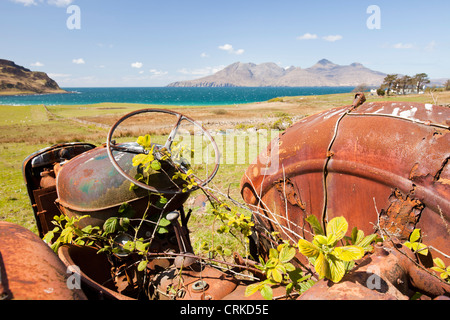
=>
[0,87,355,106]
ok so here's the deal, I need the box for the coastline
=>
[0,89,68,96]
[0,86,357,107]
[2,91,448,133]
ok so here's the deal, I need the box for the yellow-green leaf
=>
[245,282,264,297]
[151,160,162,171]
[327,233,337,246]
[404,241,413,250]
[137,134,152,150]
[137,260,148,271]
[266,258,277,269]
[298,239,320,258]
[409,229,421,243]
[279,245,296,263]
[260,285,273,300]
[314,252,329,280]
[333,245,365,261]
[358,234,377,249]
[132,154,147,167]
[305,215,324,235]
[314,235,328,245]
[326,216,348,240]
[433,257,446,269]
[284,262,296,272]
[328,255,346,283]
[405,241,428,256]
[276,263,286,275]
[103,217,118,234]
[269,248,279,259]
[415,243,428,256]
[270,268,283,283]
[351,227,364,244]
[431,266,445,273]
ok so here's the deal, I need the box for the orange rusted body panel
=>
[0,221,86,300]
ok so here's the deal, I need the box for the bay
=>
[0,86,355,106]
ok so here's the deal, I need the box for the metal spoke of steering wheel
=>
[164,113,183,150]
[106,108,220,194]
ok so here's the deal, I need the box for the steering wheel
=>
[106,109,220,194]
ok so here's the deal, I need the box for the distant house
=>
[390,83,426,95]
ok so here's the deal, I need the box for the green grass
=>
[0,104,48,125]
[0,142,47,232]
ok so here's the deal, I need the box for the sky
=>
[1,0,449,87]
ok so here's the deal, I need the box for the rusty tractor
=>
[0,94,449,300]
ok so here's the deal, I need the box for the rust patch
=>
[434,157,449,183]
[409,163,420,180]
[274,178,305,210]
[379,189,424,240]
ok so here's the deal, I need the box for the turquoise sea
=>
[0,86,355,106]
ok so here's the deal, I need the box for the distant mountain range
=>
[0,59,66,95]
[167,59,388,87]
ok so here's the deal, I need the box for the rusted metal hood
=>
[241,100,449,268]
[56,144,189,227]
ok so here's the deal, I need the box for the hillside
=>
[0,59,66,95]
[167,59,387,87]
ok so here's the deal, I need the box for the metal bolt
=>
[192,280,209,292]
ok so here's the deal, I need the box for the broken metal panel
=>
[379,189,424,241]
[22,142,97,237]
[57,244,135,300]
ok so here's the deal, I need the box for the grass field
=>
[0,90,448,251]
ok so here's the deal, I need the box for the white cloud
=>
[47,0,73,7]
[218,44,244,55]
[131,62,143,69]
[323,35,343,42]
[297,33,318,40]
[149,69,168,76]
[10,0,37,6]
[393,42,413,49]
[72,58,85,64]
[178,65,225,77]
[10,0,74,6]
[30,61,44,67]
[219,44,233,51]
[200,52,209,58]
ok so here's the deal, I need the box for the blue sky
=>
[1,0,449,87]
